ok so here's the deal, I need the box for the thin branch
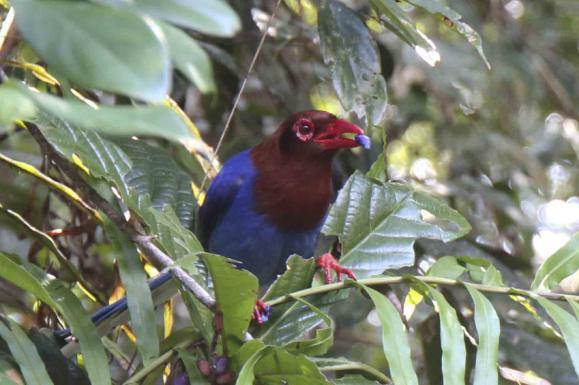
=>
[24,121,217,311]
[265,276,579,308]
[200,0,283,192]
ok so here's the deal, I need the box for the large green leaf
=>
[532,232,579,290]
[103,221,159,365]
[318,0,387,131]
[234,341,331,385]
[203,254,258,356]
[0,252,111,385]
[465,285,500,385]
[10,83,192,143]
[405,0,490,68]
[0,319,54,385]
[428,287,466,385]
[12,0,170,102]
[35,114,203,262]
[322,172,471,278]
[158,22,216,94]
[360,284,419,385]
[134,0,240,37]
[536,297,579,378]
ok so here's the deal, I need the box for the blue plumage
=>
[199,150,321,283]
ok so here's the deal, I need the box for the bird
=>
[57,110,369,335]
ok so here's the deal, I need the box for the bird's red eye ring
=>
[294,119,314,141]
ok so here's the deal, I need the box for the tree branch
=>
[25,121,216,311]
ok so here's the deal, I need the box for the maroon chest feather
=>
[251,139,334,232]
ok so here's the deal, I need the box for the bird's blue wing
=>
[198,150,256,247]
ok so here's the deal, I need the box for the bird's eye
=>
[294,119,314,141]
[299,123,312,135]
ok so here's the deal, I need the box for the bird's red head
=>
[278,110,365,155]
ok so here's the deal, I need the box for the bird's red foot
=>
[315,253,356,284]
[252,300,272,325]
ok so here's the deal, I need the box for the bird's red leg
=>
[252,300,272,325]
[315,253,356,284]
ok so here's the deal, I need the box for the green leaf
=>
[366,153,387,183]
[322,172,471,278]
[234,342,331,385]
[369,0,440,66]
[134,0,240,37]
[0,252,111,385]
[283,298,333,356]
[0,86,37,124]
[359,284,419,385]
[332,375,381,385]
[103,221,159,365]
[11,84,192,143]
[536,297,579,378]
[203,254,258,355]
[465,285,500,385]
[427,287,466,385]
[12,0,170,102]
[0,319,54,385]
[158,22,216,93]
[427,256,467,279]
[311,357,390,384]
[532,232,579,290]
[405,0,490,69]
[318,0,387,131]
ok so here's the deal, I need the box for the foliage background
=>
[0,0,578,384]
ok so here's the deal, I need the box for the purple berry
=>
[355,134,371,149]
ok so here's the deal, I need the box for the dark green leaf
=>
[203,254,258,355]
[428,287,466,385]
[0,252,111,385]
[322,172,471,278]
[103,221,159,365]
[159,22,216,93]
[332,375,381,385]
[532,232,579,290]
[134,0,240,37]
[465,285,500,385]
[536,297,579,378]
[311,357,390,384]
[12,0,170,101]
[0,319,54,385]
[359,284,418,385]
[283,298,333,356]
[318,0,387,130]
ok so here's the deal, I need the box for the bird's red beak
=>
[313,119,365,150]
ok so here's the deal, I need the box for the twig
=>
[24,121,217,311]
[0,8,17,67]
[199,0,283,192]
[265,275,579,308]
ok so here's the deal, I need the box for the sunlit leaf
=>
[536,297,579,378]
[406,0,490,68]
[360,284,419,385]
[12,0,170,102]
[159,22,216,93]
[532,232,579,290]
[318,0,387,131]
[465,285,500,385]
[134,0,240,37]
[323,172,471,277]
[0,319,54,385]
[0,86,36,124]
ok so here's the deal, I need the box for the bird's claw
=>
[252,300,272,325]
[315,253,356,284]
